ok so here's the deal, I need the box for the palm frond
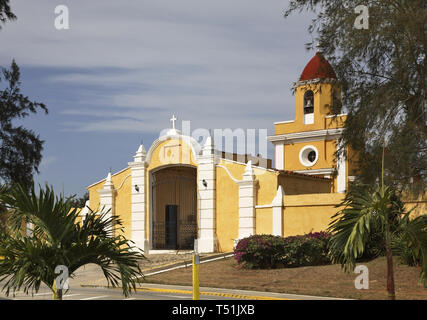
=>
[0,183,146,298]
[396,213,427,285]
[328,184,384,272]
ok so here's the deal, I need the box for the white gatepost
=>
[237,161,257,239]
[272,185,284,236]
[128,144,147,252]
[196,136,217,253]
[98,172,115,233]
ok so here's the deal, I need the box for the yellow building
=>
[85,50,355,253]
[268,49,358,192]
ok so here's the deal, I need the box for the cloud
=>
[39,156,57,169]
[1,1,316,138]
[2,0,317,156]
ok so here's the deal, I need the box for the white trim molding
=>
[216,165,239,183]
[293,78,338,88]
[267,128,344,145]
[274,119,294,125]
[87,166,130,189]
[145,133,201,166]
[293,168,336,176]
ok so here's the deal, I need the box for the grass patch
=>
[140,256,427,300]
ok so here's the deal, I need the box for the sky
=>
[0,0,319,198]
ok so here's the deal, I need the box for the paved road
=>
[0,285,240,300]
[0,262,344,301]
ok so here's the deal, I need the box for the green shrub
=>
[234,232,332,269]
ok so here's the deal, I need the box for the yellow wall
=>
[282,193,345,236]
[278,173,332,195]
[405,197,427,219]
[254,168,280,206]
[146,139,198,171]
[88,180,103,211]
[216,162,240,252]
[87,167,132,238]
[215,160,280,251]
[256,207,272,235]
[282,193,426,237]
[112,168,132,239]
[283,140,337,172]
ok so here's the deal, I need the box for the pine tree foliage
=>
[285,0,426,194]
[0,60,48,186]
[0,0,15,29]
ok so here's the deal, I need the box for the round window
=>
[308,151,316,163]
[299,146,319,167]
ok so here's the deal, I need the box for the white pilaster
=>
[237,161,257,239]
[272,186,284,236]
[336,140,347,193]
[128,144,147,252]
[98,172,115,233]
[196,136,217,253]
[275,142,284,170]
[80,200,90,222]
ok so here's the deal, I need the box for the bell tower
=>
[268,48,351,193]
[293,47,342,130]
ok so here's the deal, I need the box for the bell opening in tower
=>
[303,90,314,124]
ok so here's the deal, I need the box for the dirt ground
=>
[141,256,427,300]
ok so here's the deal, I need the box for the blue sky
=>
[0,1,318,198]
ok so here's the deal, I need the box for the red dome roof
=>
[299,52,337,81]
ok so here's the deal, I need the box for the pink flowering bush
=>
[234,232,332,269]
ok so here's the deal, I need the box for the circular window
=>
[308,151,316,162]
[299,145,319,167]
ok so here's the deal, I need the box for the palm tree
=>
[328,183,427,300]
[0,183,145,300]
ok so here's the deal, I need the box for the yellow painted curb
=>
[136,287,291,300]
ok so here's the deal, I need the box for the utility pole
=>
[193,241,200,300]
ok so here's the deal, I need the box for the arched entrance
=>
[150,166,197,250]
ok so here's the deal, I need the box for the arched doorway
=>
[150,166,197,250]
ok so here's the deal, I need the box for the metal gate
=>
[151,168,197,250]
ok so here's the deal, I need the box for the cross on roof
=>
[170,115,177,130]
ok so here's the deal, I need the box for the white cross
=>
[170,114,177,130]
